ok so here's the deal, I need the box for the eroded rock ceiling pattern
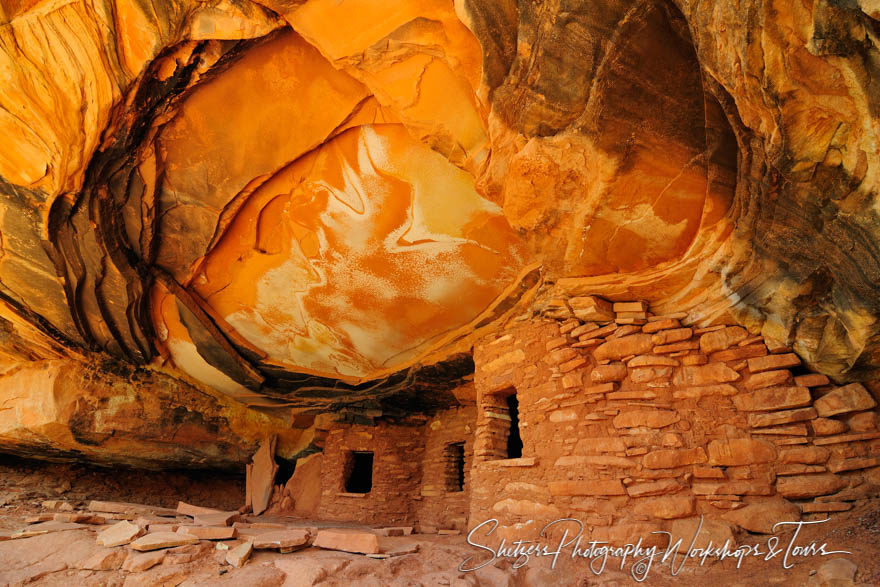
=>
[0,0,879,410]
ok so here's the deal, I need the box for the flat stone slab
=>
[226,540,253,567]
[97,520,143,547]
[193,511,238,527]
[13,521,88,539]
[177,526,237,540]
[252,529,310,552]
[366,543,420,559]
[122,550,166,572]
[313,529,379,554]
[176,501,223,517]
[130,531,199,551]
[88,500,177,517]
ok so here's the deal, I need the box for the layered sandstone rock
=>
[0,0,878,464]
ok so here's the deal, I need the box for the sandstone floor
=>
[0,458,877,586]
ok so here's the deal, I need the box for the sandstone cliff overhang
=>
[0,0,878,418]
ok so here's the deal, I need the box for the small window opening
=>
[445,442,466,492]
[345,451,373,493]
[506,394,523,459]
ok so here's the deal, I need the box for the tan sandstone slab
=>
[699,326,748,354]
[673,363,740,386]
[130,531,199,552]
[708,438,777,466]
[732,386,812,412]
[745,370,793,391]
[633,496,695,519]
[570,296,614,322]
[176,501,223,517]
[748,407,818,428]
[177,526,237,540]
[643,447,707,469]
[590,362,627,382]
[226,540,254,567]
[651,328,693,346]
[594,334,654,361]
[313,529,380,554]
[813,383,876,417]
[613,410,679,429]
[97,520,143,547]
[779,446,830,464]
[253,529,311,552]
[776,474,847,499]
[122,550,166,572]
[88,501,177,517]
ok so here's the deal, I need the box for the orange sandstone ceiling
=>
[0,0,878,409]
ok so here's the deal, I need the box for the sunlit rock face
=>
[0,0,879,438]
[144,25,526,386]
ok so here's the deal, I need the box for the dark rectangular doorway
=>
[345,451,373,493]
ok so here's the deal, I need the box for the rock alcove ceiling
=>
[0,0,879,465]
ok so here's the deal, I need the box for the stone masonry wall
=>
[415,406,477,531]
[317,422,425,525]
[469,295,880,544]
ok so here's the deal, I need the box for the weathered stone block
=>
[651,328,693,346]
[846,411,878,432]
[747,407,817,428]
[708,439,777,466]
[612,410,680,429]
[699,326,749,354]
[813,383,876,417]
[612,301,647,313]
[313,530,380,554]
[594,334,654,361]
[642,318,681,333]
[747,353,801,373]
[744,370,792,391]
[672,384,737,399]
[626,479,682,497]
[590,362,627,383]
[732,386,812,412]
[776,474,847,499]
[811,418,848,436]
[630,366,673,383]
[673,363,740,386]
[570,296,614,322]
[628,355,679,367]
[633,496,695,519]
[779,446,830,464]
[643,447,707,469]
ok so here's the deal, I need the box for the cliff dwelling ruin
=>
[0,0,879,584]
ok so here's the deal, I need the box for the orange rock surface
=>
[0,0,879,463]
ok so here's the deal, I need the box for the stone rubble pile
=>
[1,497,419,576]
